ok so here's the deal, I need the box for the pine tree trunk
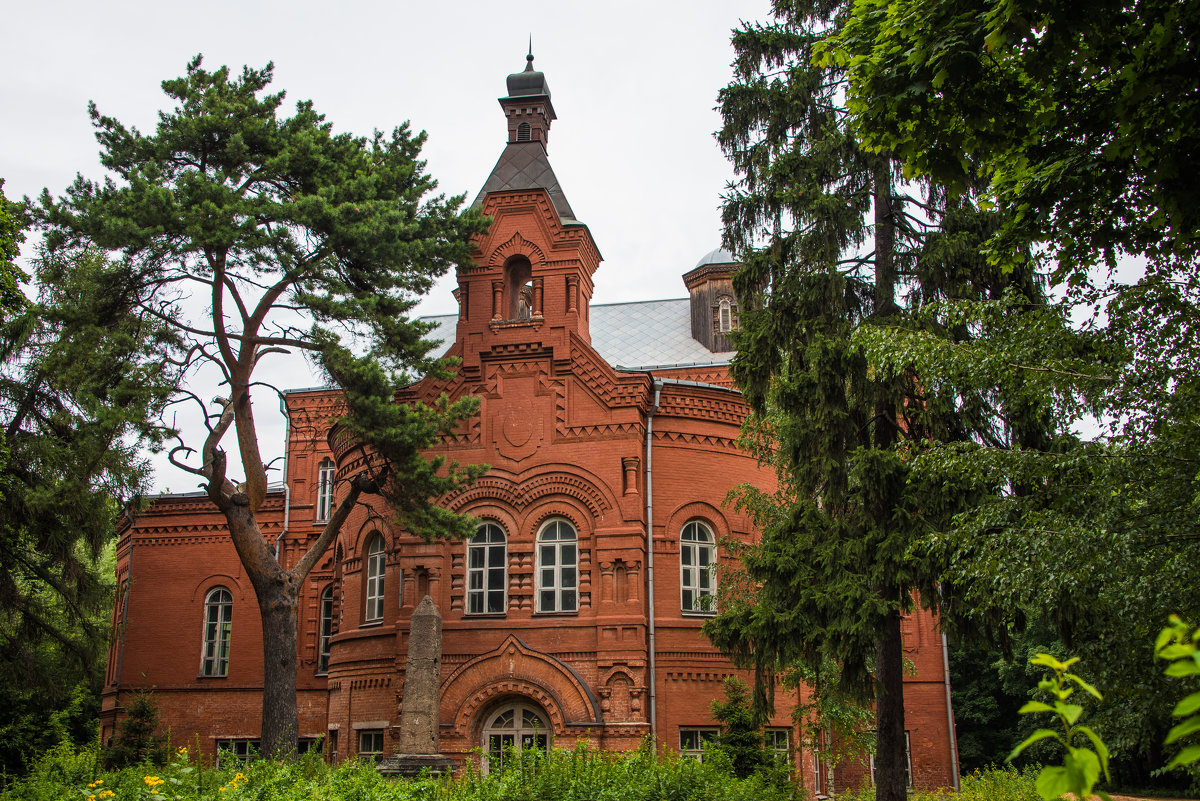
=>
[257,581,299,758]
[220,502,301,759]
[875,606,907,801]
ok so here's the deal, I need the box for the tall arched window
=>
[537,519,578,613]
[680,520,716,613]
[468,523,507,615]
[718,297,733,333]
[316,459,335,522]
[364,535,385,624]
[517,122,531,142]
[201,587,233,676]
[482,701,550,773]
[317,584,335,674]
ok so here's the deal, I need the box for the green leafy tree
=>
[828,0,1200,275]
[821,0,1200,777]
[0,241,178,777]
[38,57,490,757]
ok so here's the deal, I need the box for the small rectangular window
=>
[679,727,719,761]
[215,739,259,767]
[358,730,384,762]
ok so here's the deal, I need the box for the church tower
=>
[454,52,602,371]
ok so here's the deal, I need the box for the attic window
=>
[517,122,531,142]
[718,298,733,333]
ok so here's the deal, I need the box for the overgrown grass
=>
[835,765,1043,801]
[0,741,801,801]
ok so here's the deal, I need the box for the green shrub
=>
[0,739,803,801]
[836,765,1041,801]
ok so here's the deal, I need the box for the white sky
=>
[2,0,773,490]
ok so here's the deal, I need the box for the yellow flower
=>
[98,792,115,799]
[143,775,164,787]
[219,788,226,792]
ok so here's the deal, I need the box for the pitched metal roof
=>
[472,142,577,223]
[422,297,733,372]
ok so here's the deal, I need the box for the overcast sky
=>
[2,0,774,490]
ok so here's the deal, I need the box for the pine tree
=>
[38,57,490,757]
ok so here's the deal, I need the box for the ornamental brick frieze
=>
[651,430,739,452]
[442,471,613,520]
[558,422,643,440]
[656,393,747,425]
[664,671,737,683]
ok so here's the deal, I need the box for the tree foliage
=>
[703,2,1058,798]
[0,227,178,776]
[827,0,1200,274]
[37,56,490,757]
[817,0,1200,779]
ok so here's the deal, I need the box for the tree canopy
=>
[0,211,178,775]
[37,56,490,756]
[818,0,1200,779]
[703,2,1060,797]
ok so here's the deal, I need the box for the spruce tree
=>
[707,3,1053,797]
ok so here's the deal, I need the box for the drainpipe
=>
[942,632,960,790]
[645,377,662,739]
[275,397,292,560]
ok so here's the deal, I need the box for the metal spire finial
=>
[526,36,535,70]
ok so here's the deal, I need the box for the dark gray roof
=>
[472,142,577,222]
[507,54,551,98]
[695,247,736,267]
[422,298,733,372]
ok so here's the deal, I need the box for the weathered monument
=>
[378,596,454,775]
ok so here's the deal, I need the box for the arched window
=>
[718,297,733,333]
[680,520,716,613]
[517,122,531,142]
[537,519,578,613]
[201,587,233,676]
[468,523,507,615]
[317,584,335,674]
[364,535,385,624]
[316,459,335,522]
[482,701,550,773]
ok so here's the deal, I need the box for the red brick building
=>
[99,55,960,796]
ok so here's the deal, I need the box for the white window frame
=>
[482,701,551,774]
[536,518,578,613]
[718,297,733,333]
[679,727,719,761]
[869,731,913,788]
[357,729,384,762]
[201,587,232,677]
[316,458,335,522]
[214,738,259,766]
[765,727,791,762]
[364,535,385,624]
[317,584,334,674]
[467,522,508,615]
[680,520,716,614]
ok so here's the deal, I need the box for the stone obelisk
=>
[378,595,454,775]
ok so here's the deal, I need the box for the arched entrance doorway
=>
[481,700,551,772]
